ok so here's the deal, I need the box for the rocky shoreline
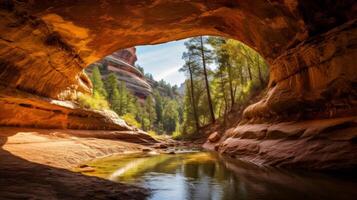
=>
[204,117,357,170]
[0,127,157,199]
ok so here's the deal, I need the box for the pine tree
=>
[90,66,107,97]
[105,73,118,100]
[117,81,128,115]
[145,95,156,130]
[184,37,216,123]
[162,100,178,134]
[153,90,163,125]
[209,37,235,109]
[180,53,200,134]
[110,87,121,114]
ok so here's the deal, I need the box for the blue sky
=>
[136,39,188,86]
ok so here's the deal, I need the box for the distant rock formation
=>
[87,47,152,99]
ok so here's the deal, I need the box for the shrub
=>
[121,113,141,128]
[77,92,109,110]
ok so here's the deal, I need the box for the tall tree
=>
[90,66,107,97]
[184,36,215,123]
[256,54,264,86]
[162,100,178,134]
[153,90,163,125]
[105,73,118,100]
[110,87,121,114]
[145,95,156,130]
[117,81,128,116]
[180,52,200,134]
[209,37,235,109]
[199,36,215,123]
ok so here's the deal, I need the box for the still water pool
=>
[79,151,357,200]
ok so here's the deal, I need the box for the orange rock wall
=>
[0,0,355,118]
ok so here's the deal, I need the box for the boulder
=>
[208,132,221,143]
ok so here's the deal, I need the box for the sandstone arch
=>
[1,0,356,122]
[0,0,356,169]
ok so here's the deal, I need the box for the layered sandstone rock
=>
[0,85,133,130]
[243,21,357,122]
[87,48,152,99]
[0,0,356,169]
[204,117,357,170]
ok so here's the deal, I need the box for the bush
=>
[121,113,141,128]
[172,130,183,140]
[77,92,109,110]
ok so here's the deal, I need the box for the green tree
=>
[90,66,107,97]
[110,87,121,114]
[153,90,163,125]
[180,52,200,134]
[105,73,118,100]
[162,100,178,134]
[184,36,216,123]
[145,95,156,130]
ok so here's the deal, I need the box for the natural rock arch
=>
[0,0,356,169]
[1,0,355,123]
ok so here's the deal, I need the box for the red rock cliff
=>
[87,48,152,99]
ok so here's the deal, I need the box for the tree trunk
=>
[227,62,235,109]
[219,69,228,125]
[247,59,253,81]
[188,60,200,134]
[200,36,215,123]
[257,54,264,87]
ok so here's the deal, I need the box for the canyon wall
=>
[87,48,153,99]
[0,0,356,168]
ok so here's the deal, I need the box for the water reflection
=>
[80,152,357,200]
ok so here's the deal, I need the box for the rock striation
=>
[87,47,152,99]
[0,85,134,130]
[0,0,356,169]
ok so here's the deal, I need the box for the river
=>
[78,151,357,200]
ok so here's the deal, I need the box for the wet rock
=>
[208,132,220,143]
[167,150,176,154]
[153,143,168,149]
[77,166,95,173]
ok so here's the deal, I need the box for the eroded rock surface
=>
[0,127,151,199]
[0,0,356,170]
[0,0,354,100]
[204,117,357,170]
[243,21,357,122]
[0,86,135,130]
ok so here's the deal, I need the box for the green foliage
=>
[122,113,141,128]
[162,100,179,134]
[180,36,269,136]
[77,92,109,110]
[82,36,268,139]
[110,87,121,114]
[77,67,109,110]
[91,66,107,98]
[145,95,156,130]
[105,73,119,100]
[153,90,163,124]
